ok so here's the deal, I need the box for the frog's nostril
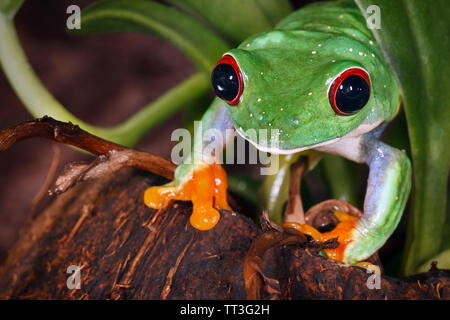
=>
[211,55,243,105]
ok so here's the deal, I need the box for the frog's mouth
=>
[234,127,340,155]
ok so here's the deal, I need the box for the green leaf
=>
[166,0,292,45]
[355,0,450,275]
[259,154,300,225]
[113,73,211,146]
[382,109,411,159]
[254,0,293,26]
[74,0,229,73]
[442,189,450,251]
[321,155,358,206]
[0,8,211,147]
[0,0,24,19]
[227,174,261,207]
[417,249,450,273]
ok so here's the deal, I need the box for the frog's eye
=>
[211,55,243,105]
[329,68,371,115]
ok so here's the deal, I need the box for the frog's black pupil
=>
[211,63,239,101]
[335,75,370,113]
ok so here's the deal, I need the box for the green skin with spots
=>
[173,1,412,264]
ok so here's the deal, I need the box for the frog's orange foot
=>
[144,163,230,231]
[282,211,360,262]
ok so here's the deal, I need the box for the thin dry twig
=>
[283,156,308,224]
[30,143,61,219]
[0,117,177,194]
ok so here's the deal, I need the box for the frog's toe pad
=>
[144,186,180,209]
[190,206,221,231]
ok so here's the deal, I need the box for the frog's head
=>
[210,29,399,153]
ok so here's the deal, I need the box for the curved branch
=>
[0,117,176,181]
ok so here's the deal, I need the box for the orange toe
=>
[144,186,180,209]
[190,205,221,230]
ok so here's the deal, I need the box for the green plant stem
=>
[416,249,450,273]
[227,174,261,207]
[77,0,229,74]
[113,73,211,146]
[321,155,357,205]
[0,12,211,147]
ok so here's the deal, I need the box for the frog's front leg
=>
[341,135,411,263]
[144,98,234,230]
[313,131,412,263]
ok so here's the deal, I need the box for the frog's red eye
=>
[211,55,243,105]
[329,68,371,115]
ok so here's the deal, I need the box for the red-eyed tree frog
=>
[144,1,411,265]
